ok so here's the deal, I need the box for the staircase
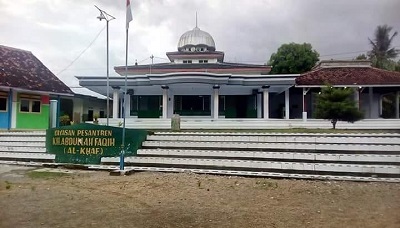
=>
[0,131,54,164]
[1,130,399,182]
[102,132,400,182]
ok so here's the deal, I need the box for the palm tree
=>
[368,25,399,69]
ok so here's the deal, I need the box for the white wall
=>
[173,58,218,64]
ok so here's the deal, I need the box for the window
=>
[199,60,208,63]
[0,97,7,111]
[32,101,41,113]
[183,60,192,64]
[20,100,30,112]
[20,99,41,113]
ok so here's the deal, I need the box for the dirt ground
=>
[0,165,399,228]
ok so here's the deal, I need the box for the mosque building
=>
[77,25,400,126]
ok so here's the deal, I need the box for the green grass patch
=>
[27,171,70,179]
[5,181,12,190]
[254,180,278,190]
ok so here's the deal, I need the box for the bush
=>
[314,86,363,129]
[59,114,70,126]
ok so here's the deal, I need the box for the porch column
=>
[213,85,220,119]
[11,90,17,128]
[256,92,262,118]
[162,85,169,119]
[354,88,360,110]
[262,85,270,119]
[112,87,120,119]
[123,92,130,118]
[7,89,13,129]
[368,87,373,118]
[396,91,400,119]
[302,88,309,122]
[285,88,290,119]
[126,89,134,118]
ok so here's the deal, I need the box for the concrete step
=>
[0,137,45,142]
[153,131,400,137]
[0,146,46,153]
[0,141,45,147]
[142,141,400,152]
[0,161,397,183]
[0,152,54,161]
[0,131,46,136]
[101,156,400,176]
[90,165,400,183]
[137,149,400,164]
[147,134,400,144]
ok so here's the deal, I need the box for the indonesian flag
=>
[126,0,133,29]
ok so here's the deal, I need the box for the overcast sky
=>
[1,0,399,90]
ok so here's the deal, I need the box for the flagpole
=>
[121,27,128,171]
[121,0,132,171]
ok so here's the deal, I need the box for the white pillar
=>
[354,88,360,110]
[285,88,290,119]
[302,88,308,122]
[368,87,373,118]
[396,91,400,119]
[262,85,270,119]
[213,85,220,119]
[11,90,17,128]
[162,85,169,119]
[256,93,262,118]
[112,87,120,119]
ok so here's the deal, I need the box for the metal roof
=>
[177,27,216,51]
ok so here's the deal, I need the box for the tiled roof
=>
[296,66,400,86]
[0,45,73,94]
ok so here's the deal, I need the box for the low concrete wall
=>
[97,118,400,130]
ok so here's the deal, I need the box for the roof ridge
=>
[0,44,31,53]
[370,67,400,75]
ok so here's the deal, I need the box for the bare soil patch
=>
[0,166,399,228]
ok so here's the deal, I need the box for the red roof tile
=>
[296,66,400,86]
[0,45,73,94]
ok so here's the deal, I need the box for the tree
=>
[368,25,399,69]
[268,43,319,74]
[370,58,400,72]
[355,54,367,60]
[314,86,363,129]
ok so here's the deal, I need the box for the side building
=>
[0,45,73,129]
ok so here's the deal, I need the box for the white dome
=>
[177,27,216,52]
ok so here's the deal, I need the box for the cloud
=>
[1,0,399,89]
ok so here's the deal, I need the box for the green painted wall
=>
[17,105,49,129]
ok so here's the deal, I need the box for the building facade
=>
[77,26,400,126]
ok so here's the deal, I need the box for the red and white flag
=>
[126,0,133,29]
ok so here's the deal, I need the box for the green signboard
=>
[46,124,148,164]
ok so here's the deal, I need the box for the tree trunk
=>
[331,119,337,129]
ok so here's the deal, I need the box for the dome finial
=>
[195,12,198,28]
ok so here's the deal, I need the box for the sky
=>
[1,0,399,94]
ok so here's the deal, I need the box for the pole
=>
[121,28,128,171]
[95,5,114,125]
[106,20,110,126]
